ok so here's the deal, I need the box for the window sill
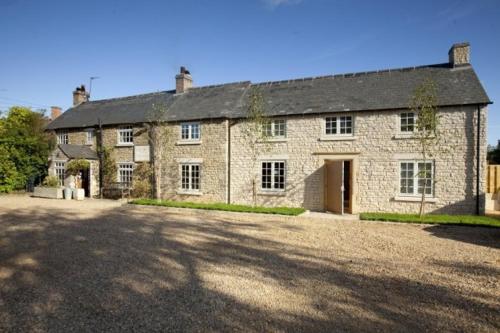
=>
[258,191,286,197]
[176,140,202,145]
[393,196,438,203]
[177,190,203,196]
[319,136,357,141]
[393,133,416,139]
[257,138,288,143]
[116,143,134,147]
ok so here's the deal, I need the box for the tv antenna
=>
[88,76,100,100]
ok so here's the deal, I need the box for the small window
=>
[118,163,134,186]
[399,161,434,196]
[85,129,94,144]
[57,131,69,144]
[118,126,133,144]
[325,116,353,136]
[55,161,65,185]
[263,120,286,138]
[261,161,286,191]
[400,112,415,132]
[180,123,200,141]
[181,164,200,191]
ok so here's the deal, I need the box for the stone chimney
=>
[50,106,62,120]
[73,85,88,106]
[448,42,470,67]
[175,66,193,94]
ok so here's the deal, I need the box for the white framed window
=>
[85,129,94,144]
[400,112,415,132]
[54,161,65,185]
[181,164,200,191]
[117,163,134,186]
[261,161,286,191]
[57,131,69,144]
[325,116,353,136]
[117,126,133,145]
[180,122,200,141]
[399,161,434,196]
[262,119,287,138]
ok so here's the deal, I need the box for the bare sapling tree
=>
[145,102,171,201]
[409,78,441,218]
[242,86,271,206]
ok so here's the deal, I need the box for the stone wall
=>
[160,120,228,203]
[51,105,487,214]
[229,105,487,214]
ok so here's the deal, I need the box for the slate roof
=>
[46,63,491,130]
[58,144,98,160]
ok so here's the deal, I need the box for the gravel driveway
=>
[0,195,499,332]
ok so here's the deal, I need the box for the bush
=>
[131,163,152,198]
[42,175,60,188]
[66,159,90,176]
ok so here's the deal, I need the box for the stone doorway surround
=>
[314,152,360,214]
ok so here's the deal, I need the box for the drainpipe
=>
[227,119,233,204]
[98,118,104,199]
[476,105,481,215]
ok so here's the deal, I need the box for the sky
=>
[0,0,498,145]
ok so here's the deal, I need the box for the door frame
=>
[316,153,359,214]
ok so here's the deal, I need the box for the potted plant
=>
[33,175,63,199]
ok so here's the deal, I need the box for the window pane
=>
[325,117,336,135]
[191,124,200,139]
[400,112,415,132]
[400,162,414,194]
[262,122,273,137]
[274,162,285,189]
[261,162,272,189]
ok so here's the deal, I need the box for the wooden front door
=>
[325,160,344,214]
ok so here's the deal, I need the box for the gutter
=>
[476,105,481,215]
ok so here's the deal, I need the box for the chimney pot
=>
[449,42,470,67]
[50,106,62,120]
[176,66,193,93]
[73,85,88,106]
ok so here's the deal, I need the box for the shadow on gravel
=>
[424,224,500,249]
[0,205,498,332]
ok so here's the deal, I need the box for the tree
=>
[487,141,500,164]
[409,79,441,218]
[145,102,171,201]
[242,87,271,206]
[0,106,55,192]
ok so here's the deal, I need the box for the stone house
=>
[46,43,491,214]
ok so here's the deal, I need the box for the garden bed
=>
[130,198,305,216]
[360,212,500,228]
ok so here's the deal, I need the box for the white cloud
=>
[262,0,303,10]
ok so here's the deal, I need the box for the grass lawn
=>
[130,198,306,216]
[360,212,500,228]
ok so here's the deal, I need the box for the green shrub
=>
[66,159,90,176]
[42,175,60,187]
[131,163,152,198]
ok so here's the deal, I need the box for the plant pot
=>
[73,188,85,201]
[33,187,63,199]
[64,188,73,200]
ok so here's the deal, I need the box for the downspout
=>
[98,118,104,199]
[227,119,233,204]
[476,105,481,215]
